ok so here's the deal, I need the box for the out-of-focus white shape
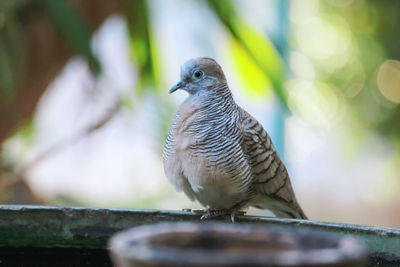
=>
[24,16,192,208]
[286,79,342,129]
[295,15,353,73]
[148,0,221,101]
[285,116,324,163]
[286,115,397,225]
[289,51,315,81]
[235,0,278,37]
[2,132,31,169]
[33,59,97,151]
[92,15,137,94]
[377,60,400,104]
[289,0,319,24]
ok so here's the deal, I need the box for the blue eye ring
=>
[192,70,204,80]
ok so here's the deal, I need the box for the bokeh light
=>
[1,0,400,228]
[377,60,400,104]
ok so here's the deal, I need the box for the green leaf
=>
[229,37,272,100]
[207,0,287,106]
[42,0,101,74]
[234,22,285,100]
[0,33,14,98]
[127,0,161,93]
[0,0,26,98]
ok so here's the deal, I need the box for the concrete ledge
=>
[2,205,400,265]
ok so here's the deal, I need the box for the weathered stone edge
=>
[1,205,399,257]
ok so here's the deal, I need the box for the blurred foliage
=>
[0,0,284,143]
[0,0,286,203]
[0,0,100,98]
[2,0,400,144]
[0,0,26,99]
[42,0,100,74]
[208,0,286,105]
[1,0,400,206]
[289,0,400,145]
[365,0,400,139]
[126,0,158,93]
[342,0,400,139]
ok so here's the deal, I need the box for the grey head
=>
[169,57,227,95]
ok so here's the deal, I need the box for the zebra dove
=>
[163,57,307,221]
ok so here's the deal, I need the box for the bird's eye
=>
[192,70,204,80]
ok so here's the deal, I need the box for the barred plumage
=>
[163,57,307,220]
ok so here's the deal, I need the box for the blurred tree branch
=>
[0,0,125,144]
[0,95,121,203]
[0,0,290,205]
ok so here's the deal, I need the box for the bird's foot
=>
[227,201,248,222]
[200,209,246,222]
[199,201,248,222]
[183,208,228,217]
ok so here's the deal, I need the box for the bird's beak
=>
[169,80,185,94]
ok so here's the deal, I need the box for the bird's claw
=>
[199,209,246,222]
[184,201,247,222]
[199,209,226,220]
[230,210,246,222]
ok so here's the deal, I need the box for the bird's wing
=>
[239,109,307,219]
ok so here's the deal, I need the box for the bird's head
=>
[169,57,227,95]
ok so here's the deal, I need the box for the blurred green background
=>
[0,0,399,227]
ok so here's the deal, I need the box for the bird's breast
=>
[165,98,251,208]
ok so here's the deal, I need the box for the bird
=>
[163,57,307,221]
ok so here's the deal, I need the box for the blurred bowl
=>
[109,222,367,267]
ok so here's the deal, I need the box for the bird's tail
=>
[272,202,308,220]
[291,204,308,220]
[298,208,308,220]
[255,199,308,220]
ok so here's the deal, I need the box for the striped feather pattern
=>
[163,57,307,219]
